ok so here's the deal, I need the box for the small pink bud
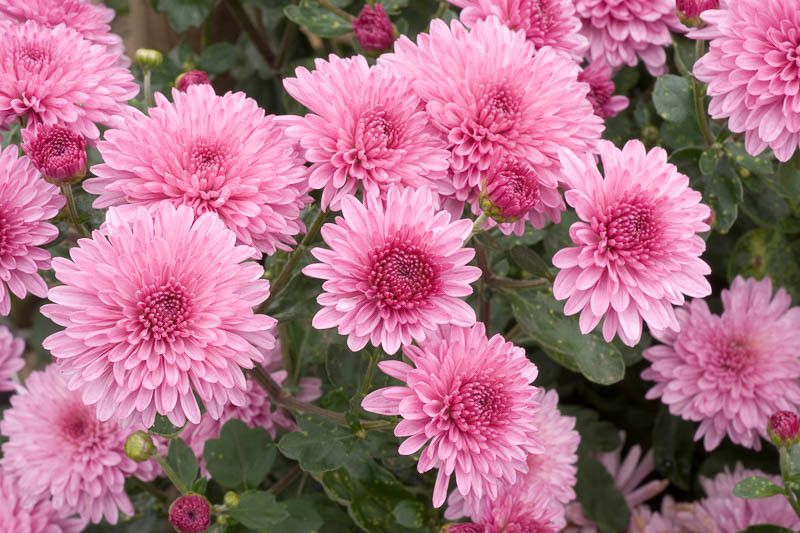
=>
[176,70,211,92]
[479,157,540,223]
[169,494,210,533]
[352,4,395,52]
[768,410,800,447]
[676,0,719,26]
[21,124,87,184]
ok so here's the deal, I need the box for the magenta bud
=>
[169,494,210,533]
[479,157,541,223]
[352,4,395,53]
[676,0,719,26]
[21,124,87,184]
[176,70,211,92]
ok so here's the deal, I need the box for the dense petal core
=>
[21,124,86,180]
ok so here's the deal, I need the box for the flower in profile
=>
[0,326,24,391]
[554,140,712,346]
[578,60,630,119]
[642,276,800,451]
[0,471,84,533]
[449,0,588,60]
[176,70,211,91]
[689,0,800,161]
[303,187,480,354]
[0,21,137,139]
[21,124,87,183]
[41,203,277,427]
[676,0,719,24]
[362,323,543,507]
[0,146,65,316]
[769,411,800,447]
[169,494,210,533]
[85,85,310,256]
[283,55,450,211]
[379,17,602,201]
[352,4,395,52]
[0,365,160,524]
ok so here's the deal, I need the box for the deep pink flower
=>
[176,70,211,91]
[362,323,543,507]
[169,494,210,533]
[0,365,160,524]
[554,140,712,346]
[769,411,800,446]
[283,55,450,210]
[85,85,310,256]
[303,187,481,354]
[642,276,800,451]
[41,203,277,427]
[0,325,24,391]
[578,60,630,119]
[471,483,565,533]
[21,124,87,182]
[689,0,800,161]
[0,20,137,140]
[676,0,719,20]
[0,470,84,533]
[379,17,602,201]
[0,145,65,316]
[446,524,484,533]
[352,4,395,52]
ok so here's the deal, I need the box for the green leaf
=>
[576,455,631,533]
[733,476,784,499]
[700,156,743,233]
[392,500,424,529]
[653,405,695,490]
[561,406,621,454]
[264,498,323,533]
[725,142,776,175]
[737,526,795,533]
[228,491,289,529]
[149,414,185,439]
[284,0,351,38]
[203,419,276,490]
[166,438,198,491]
[653,75,692,123]
[728,229,800,302]
[509,245,553,280]
[197,42,237,75]
[155,0,214,32]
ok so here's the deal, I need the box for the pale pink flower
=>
[642,276,800,451]
[85,85,310,256]
[0,325,24,391]
[0,20,137,140]
[628,497,715,533]
[0,470,84,533]
[689,0,800,161]
[282,55,450,211]
[470,483,565,533]
[21,124,87,182]
[41,203,277,427]
[578,60,630,119]
[0,146,65,316]
[362,323,543,507]
[379,17,602,201]
[303,186,481,354]
[0,365,160,524]
[554,140,712,346]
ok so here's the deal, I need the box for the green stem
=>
[780,448,800,519]
[317,0,354,20]
[465,213,488,245]
[143,69,153,109]
[358,349,380,400]
[275,20,298,71]
[505,323,522,343]
[691,39,715,146]
[154,455,189,494]
[60,184,90,238]
[279,322,293,385]
[671,36,691,77]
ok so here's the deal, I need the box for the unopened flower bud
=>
[442,524,484,533]
[703,207,714,227]
[135,48,163,69]
[176,70,211,92]
[738,167,751,178]
[479,157,540,223]
[676,0,719,27]
[169,494,210,533]
[21,124,87,184]
[223,490,239,509]
[125,430,156,462]
[352,4,395,53]
[768,411,800,448]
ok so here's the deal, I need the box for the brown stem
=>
[267,466,303,495]
[225,0,277,68]
[484,278,550,290]
[317,0,354,20]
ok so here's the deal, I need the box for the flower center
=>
[767,27,800,69]
[137,279,193,341]
[15,46,49,68]
[443,375,508,435]
[486,159,540,219]
[478,84,521,133]
[365,238,438,310]
[596,199,661,262]
[356,107,399,149]
[189,141,228,175]
[713,338,753,373]
[37,127,83,170]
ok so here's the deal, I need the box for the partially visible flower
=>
[303,187,480,354]
[445,524,484,533]
[362,323,543,507]
[628,496,715,533]
[578,60,630,119]
[21,124,87,183]
[471,483,565,533]
[0,470,84,533]
[283,55,450,210]
[176,70,211,91]
[0,146,65,316]
[169,494,210,533]
[554,140,711,346]
[0,325,24,391]
[643,277,800,451]
[676,0,719,25]
[769,411,800,447]
[352,4,395,52]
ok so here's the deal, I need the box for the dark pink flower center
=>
[478,84,520,133]
[595,199,661,263]
[25,126,86,179]
[137,279,193,341]
[169,495,210,533]
[356,107,399,150]
[189,141,228,175]
[712,338,753,373]
[486,159,540,219]
[441,375,509,435]
[15,46,49,68]
[365,238,438,310]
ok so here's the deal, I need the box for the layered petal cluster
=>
[85,85,310,256]
[283,55,449,211]
[0,471,84,533]
[0,366,160,524]
[0,20,137,139]
[554,140,712,346]
[303,187,481,354]
[642,276,800,450]
[41,204,277,427]
[578,60,630,119]
[689,0,800,161]
[0,325,24,391]
[380,17,602,201]
[0,146,65,316]
[470,483,565,533]
[362,323,543,507]
[629,496,715,533]
[21,124,87,182]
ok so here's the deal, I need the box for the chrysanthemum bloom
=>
[469,483,566,533]
[448,0,588,60]
[0,366,160,524]
[0,471,85,533]
[578,60,630,119]
[176,70,211,91]
[352,4,395,52]
[769,411,800,447]
[553,140,712,346]
[0,325,24,391]
[362,323,543,507]
[85,85,310,256]
[303,187,480,354]
[0,146,65,316]
[282,55,450,211]
[169,494,210,533]
[21,124,87,182]
[628,497,715,533]
[41,204,277,427]
[379,17,603,201]
[642,276,800,451]
[574,0,684,76]
[0,21,137,139]
[689,0,800,162]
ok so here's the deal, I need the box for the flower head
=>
[21,124,87,182]
[352,4,395,52]
[283,55,450,210]
[0,325,24,391]
[176,70,211,91]
[578,60,630,119]
[689,0,800,161]
[303,187,481,354]
[41,203,277,427]
[169,494,210,533]
[769,411,800,447]
[643,276,800,450]
[362,323,543,507]
[0,146,65,316]
[85,85,310,256]
[554,140,712,346]
[0,471,84,533]
[470,483,565,533]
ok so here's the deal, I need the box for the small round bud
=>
[21,124,87,184]
[176,70,211,92]
[169,494,211,533]
[642,125,659,145]
[223,490,239,509]
[479,157,540,224]
[738,167,751,178]
[352,4,395,53]
[135,48,163,69]
[769,411,800,448]
[676,0,719,27]
[125,430,156,462]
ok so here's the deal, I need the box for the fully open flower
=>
[21,124,87,182]
[0,471,84,533]
[0,325,24,391]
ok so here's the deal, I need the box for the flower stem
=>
[154,455,189,494]
[317,0,354,21]
[226,0,278,68]
[691,39,715,146]
[671,36,691,77]
[143,69,153,109]
[267,466,303,496]
[465,213,488,244]
[60,184,90,238]
[779,447,800,519]
[358,348,380,400]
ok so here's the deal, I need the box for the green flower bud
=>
[135,48,163,69]
[223,490,240,509]
[124,430,155,462]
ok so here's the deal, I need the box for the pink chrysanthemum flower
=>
[574,0,683,76]
[0,365,160,524]
[85,85,310,256]
[0,21,137,139]
[303,187,480,354]
[578,60,630,119]
[469,483,566,533]
[0,325,24,391]
[379,17,602,201]
[642,276,800,451]
[21,124,87,182]
[0,471,84,533]
[41,203,277,427]
[449,0,588,60]
[0,146,65,316]
[362,323,543,507]
[282,55,450,211]
[689,0,800,162]
[629,497,715,533]
[553,140,712,346]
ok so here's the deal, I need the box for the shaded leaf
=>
[229,491,289,529]
[728,229,800,302]
[737,526,795,533]
[510,245,553,280]
[576,455,631,533]
[155,0,214,32]
[561,406,621,454]
[265,498,324,532]
[733,476,783,499]
[166,438,198,491]
[149,414,185,439]
[203,419,276,490]
[197,42,237,74]
[653,75,692,123]
[284,0,351,38]
[653,405,695,490]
